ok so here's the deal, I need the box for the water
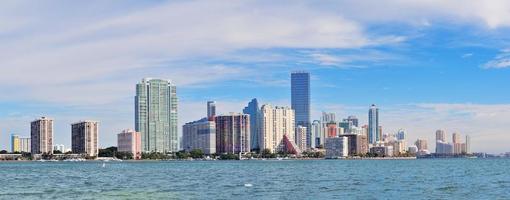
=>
[0,159,509,199]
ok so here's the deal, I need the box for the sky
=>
[1,0,510,153]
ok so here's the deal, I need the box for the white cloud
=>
[482,49,510,69]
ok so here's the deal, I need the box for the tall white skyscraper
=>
[368,104,379,144]
[135,78,178,153]
[260,104,295,153]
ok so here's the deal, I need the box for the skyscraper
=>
[295,125,307,151]
[215,113,250,154]
[243,98,260,151]
[182,118,216,155]
[415,139,428,151]
[368,104,379,144]
[11,134,20,153]
[72,121,99,157]
[207,101,216,120]
[465,135,471,154]
[346,116,359,127]
[19,138,31,153]
[259,105,295,153]
[435,130,446,142]
[291,71,311,148]
[452,132,461,144]
[396,129,406,140]
[31,117,53,155]
[135,78,178,153]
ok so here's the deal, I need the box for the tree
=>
[53,150,62,154]
[0,150,8,154]
[261,149,273,158]
[189,149,204,159]
[175,151,190,159]
[98,146,118,157]
[115,152,133,160]
[219,153,238,160]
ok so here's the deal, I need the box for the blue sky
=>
[1,0,510,153]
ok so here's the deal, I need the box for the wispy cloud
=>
[482,49,510,69]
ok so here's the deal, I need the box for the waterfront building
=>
[452,132,461,144]
[53,144,65,153]
[346,116,359,127]
[326,122,338,138]
[414,139,428,151]
[135,78,178,153]
[295,125,307,151]
[19,137,31,153]
[215,113,250,154]
[311,120,322,148]
[370,146,393,157]
[182,118,216,155]
[396,129,406,140]
[465,135,471,154]
[117,129,142,159]
[207,101,216,120]
[321,112,336,123]
[368,104,379,144]
[393,140,407,155]
[325,137,348,158]
[259,105,295,153]
[243,98,260,151]
[341,134,368,156]
[435,130,446,142]
[361,125,368,137]
[408,146,418,154]
[291,71,311,148]
[11,134,20,153]
[338,120,351,134]
[436,140,453,154]
[71,121,99,157]
[31,117,54,155]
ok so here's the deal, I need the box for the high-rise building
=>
[53,144,65,153]
[19,138,31,153]
[326,122,338,138]
[436,140,453,154]
[325,137,348,158]
[452,132,461,144]
[311,120,322,148]
[117,129,142,159]
[465,135,471,154]
[135,78,178,153]
[182,118,216,155]
[31,117,54,155]
[346,116,359,127]
[368,104,379,144]
[207,101,216,119]
[259,105,295,153]
[396,129,406,140]
[295,125,307,151]
[243,98,260,151]
[291,71,311,148]
[415,139,428,151]
[71,121,99,157]
[338,120,352,134]
[342,134,368,156]
[321,112,336,123]
[435,130,446,142]
[215,113,250,154]
[11,134,20,153]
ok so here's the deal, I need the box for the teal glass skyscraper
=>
[291,71,311,149]
[135,78,178,153]
[368,104,379,144]
[243,98,260,151]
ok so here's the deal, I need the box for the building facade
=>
[215,114,250,154]
[325,137,348,158]
[31,117,54,155]
[71,121,99,157]
[291,71,311,148]
[295,125,307,151]
[182,118,216,155]
[11,134,20,153]
[207,101,216,120]
[53,144,65,153]
[135,78,178,153]
[117,129,142,159]
[259,105,295,153]
[368,104,379,144]
[243,98,260,151]
[311,120,322,148]
[19,138,31,153]
[415,139,428,151]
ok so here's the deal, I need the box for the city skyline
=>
[1,1,510,153]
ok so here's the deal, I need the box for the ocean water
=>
[0,159,509,199]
